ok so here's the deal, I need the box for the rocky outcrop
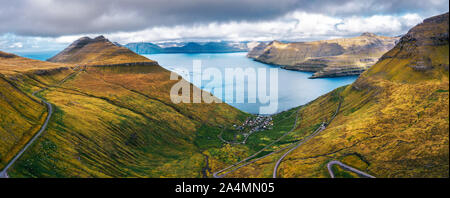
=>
[310,67,368,78]
[375,12,449,77]
[248,33,399,78]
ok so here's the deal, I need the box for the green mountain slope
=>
[0,52,73,170]
[1,37,247,177]
[226,12,449,178]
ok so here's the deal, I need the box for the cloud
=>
[0,11,429,52]
[0,33,68,52]
[0,0,448,37]
[0,0,447,52]
[10,42,23,48]
[334,14,423,35]
[101,12,423,44]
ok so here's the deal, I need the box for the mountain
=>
[1,36,247,177]
[48,35,154,66]
[222,12,448,178]
[1,12,448,178]
[1,51,69,74]
[124,41,249,54]
[248,33,399,78]
[247,42,269,58]
[125,42,163,54]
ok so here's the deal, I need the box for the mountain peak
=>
[360,12,449,82]
[423,12,449,24]
[360,32,377,37]
[94,35,108,42]
[48,35,155,66]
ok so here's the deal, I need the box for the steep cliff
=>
[248,33,399,78]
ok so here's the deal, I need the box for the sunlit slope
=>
[0,76,47,170]
[0,51,74,170]
[47,36,155,66]
[216,89,343,178]
[235,12,449,178]
[1,51,71,75]
[4,36,246,177]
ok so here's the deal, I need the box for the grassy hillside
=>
[47,36,155,66]
[224,12,449,178]
[1,12,447,178]
[0,52,74,171]
[7,65,244,177]
[0,76,47,169]
[1,51,71,75]
[1,36,247,177]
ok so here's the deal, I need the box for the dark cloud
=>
[0,0,448,37]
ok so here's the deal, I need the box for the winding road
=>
[272,102,341,178]
[0,66,80,178]
[271,101,374,178]
[213,99,374,178]
[327,160,375,178]
[0,89,52,178]
[0,66,375,179]
[213,108,302,178]
[217,127,249,145]
[272,123,326,178]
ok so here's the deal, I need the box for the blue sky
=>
[0,0,448,53]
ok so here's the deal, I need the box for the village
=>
[233,115,274,139]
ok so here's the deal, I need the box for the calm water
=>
[144,53,357,114]
[14,51,59,61]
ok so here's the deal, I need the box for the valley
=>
[213,12,449,178]
[0,37,248,177]
[0,11,448,178]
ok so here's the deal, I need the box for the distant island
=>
[124,41,253,54]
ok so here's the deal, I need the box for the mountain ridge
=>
[125,41,249,54]
[47,35,156,66]
[247,33,399,78]
[223,12,448,178]
[1,35,248,177]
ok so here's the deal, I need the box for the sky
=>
[0,0,448,52]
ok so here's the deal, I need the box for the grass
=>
[194,125,224,150]
[47,37,155,66]
[436,89,449,93]
[1,51,71,75]
[0,76,48,170]
[2,19,448,178]
[2,39,249,177]
[5,64,246,178]
[227,13,449,178]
